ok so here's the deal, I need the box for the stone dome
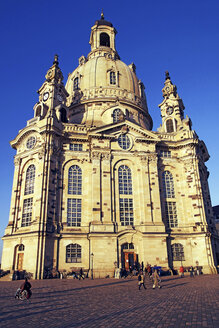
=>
[65,16,152,129]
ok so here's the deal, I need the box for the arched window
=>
[171,243,185,261]
[68,165,82,195]
[113,109,121,123]
[118,165,134,226]
[118,165,132,195]
[66,244,81,263]
[35,106,41,117]
[110,71,116,85]
[162,171,175,198]
[18,244,25,251]
[24,165,35,195]
[166,119,174,133]
[60,108,67,123]
[121,242,134,250]
[73,77,79,90]
[100,32,110,47]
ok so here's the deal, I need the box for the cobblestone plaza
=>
[1,275,219,327]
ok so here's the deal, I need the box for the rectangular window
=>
[21,198,33,227]
[165,201,178,228]
[69,143,83,151]
[110,71,116,85]
[119,198,134,226]
[67,199,82,226]
[66,244,81,263]
[160,150,171,158]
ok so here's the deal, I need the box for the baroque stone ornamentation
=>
[1,14,218,280]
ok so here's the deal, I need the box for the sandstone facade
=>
[1,14,219,278]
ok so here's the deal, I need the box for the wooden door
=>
[124,252,129,270]
[124,252,135,270]
[17,253,24,271]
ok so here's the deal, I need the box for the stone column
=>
[147,155,163,224]
[91,152,102,222]
[101,153,112,223]
[140,156,152,224]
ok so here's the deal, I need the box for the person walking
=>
[138,271,146,290]
[152,269,161,289]
[79,268,85,280]
[189,266,194,278]
[146,264,152,279]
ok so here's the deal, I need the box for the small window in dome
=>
[73,77,79,90]
[100,33,110,47]
[110,72,116,85]
[113,109,121,123]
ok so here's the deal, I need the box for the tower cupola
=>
[158,71,192,133]
[89,12,118,57]
[34,55,69,122]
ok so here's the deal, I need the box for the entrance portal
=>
[13,244,25,271]
[121,243,138,270]
[17,253,24,271]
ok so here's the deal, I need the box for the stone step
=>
[0,273,13,281]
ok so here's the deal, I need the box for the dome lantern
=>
[89,13,117,54]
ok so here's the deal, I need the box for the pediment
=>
[89,120,159,141]
[10,126,39,149]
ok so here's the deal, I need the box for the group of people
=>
[179,265,202,278]
[15,263,203,300]
[137,265,162,290]
[72,268,85,280]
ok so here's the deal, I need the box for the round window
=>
[26,136,36,149]
[118,134,131,150]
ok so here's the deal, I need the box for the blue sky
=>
[1,0,219,259]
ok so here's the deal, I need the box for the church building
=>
[1,14,219,278]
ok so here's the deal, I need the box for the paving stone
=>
[0,275,219,327]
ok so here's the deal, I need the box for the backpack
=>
[138,275,141,281]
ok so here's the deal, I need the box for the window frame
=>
[66,243,82,263]
[113,108,121,123]
[73,77,79,91]
[171,243,185,261]
[21,198,33,227]
[165,201,178,228]
[118,164,134,226]
[26,136,36,149]
[24,164,36,195]
[162,171,175,198]
[67,198,82,227]
[166,119,174,133]
[69,143,83,151]
[118,134,131,150]
[68,165,82,195]
[110,71,116,85]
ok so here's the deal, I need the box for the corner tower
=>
[158,71,192,133]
